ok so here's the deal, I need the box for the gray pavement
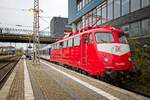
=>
[0,57,149,100]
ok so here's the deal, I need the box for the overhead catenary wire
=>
[0,6,30,12]
[0,22,33,28]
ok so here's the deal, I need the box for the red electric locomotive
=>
[50,26,134,79]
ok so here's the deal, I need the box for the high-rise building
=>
[68,0,150,42]
[50,17,72,38]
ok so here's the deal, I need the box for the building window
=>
[77,0,83,11]
[130,21,141,37]
[142,0,150,8]
[85,14,89,27]
[102,3,107,24]
[82,16,86,28]
[114,0,120,19]
[142,18,150,35]
[122,0,129,16]
[77,0,92,11]
[74,36,80,46]
[77,21,82,30]
[80,1,83,10]
[92,9,97,26]
[83,0,86,7]
[77,2,79,11]
[96,5,101,25]
[107,0,113,21]
[131,0,141,12]
[85,0,88,5]
[89,12,93,26]
[85,15,89,27]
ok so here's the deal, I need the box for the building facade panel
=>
[50,17,70,37]
[68,0,104,24]
[68,0,150,38]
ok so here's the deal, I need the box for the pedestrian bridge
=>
[0,33,57,44]
[0,27,59,44]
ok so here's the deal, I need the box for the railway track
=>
[0,55,15,61]
[41,58,150,99]
[120,85,150,98]
[0,56,21,89]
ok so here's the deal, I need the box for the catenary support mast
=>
[33,0,40,64]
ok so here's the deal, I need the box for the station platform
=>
[0,56,149,100]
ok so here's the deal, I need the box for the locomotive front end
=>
[95,30,134,79]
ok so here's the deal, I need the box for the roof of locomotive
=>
[52,26,124,44]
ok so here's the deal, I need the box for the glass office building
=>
[68,0,150,38]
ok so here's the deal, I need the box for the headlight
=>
[104,57,109,62]
[128,57,132,61]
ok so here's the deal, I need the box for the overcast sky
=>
[0,0,68,29]
[0,0,68,49]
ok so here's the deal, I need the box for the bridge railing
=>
[0,27,50,36]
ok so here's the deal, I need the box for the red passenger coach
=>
[50,26,134,79]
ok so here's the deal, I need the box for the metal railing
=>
[0,27,50,36]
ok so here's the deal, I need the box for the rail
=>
[0,56,21,89]
[0,27,50,35]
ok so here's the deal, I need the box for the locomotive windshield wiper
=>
[100,39,107,43]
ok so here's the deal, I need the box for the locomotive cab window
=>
[59,42,63,48]
[68,38,73,47]
[118,33,128,43]
[56,43,59,49]
[95,32,114,43]
[54,44,56,49]
[72,38,74,46]
[74,36,80,46]
[63,40,68,48]
[57,43,59,49]
[51,45,53,50]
